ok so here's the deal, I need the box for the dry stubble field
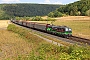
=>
[0,20,10,29]
[0,20,32,59]
[0,30,32,60]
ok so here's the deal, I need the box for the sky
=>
[0,0,79,4]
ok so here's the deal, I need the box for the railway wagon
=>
[14,20,19,24]
[22,21,27,26]
[18,21,23,25]
[28,22,36,28]
[11,20,16,23]
[34,23,48,31]
[26,22,30,27]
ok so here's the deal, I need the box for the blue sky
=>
[0,0,79,4]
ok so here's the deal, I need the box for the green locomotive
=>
[46,25,72,38]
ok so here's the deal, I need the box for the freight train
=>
[11,20,72,38]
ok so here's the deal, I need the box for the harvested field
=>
[0,20,10,29]
[53,16,90,21]
[0,30,32,60]
[41,16,90,21]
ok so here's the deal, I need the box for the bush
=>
[32,16,43,21]
[48,11,63,17]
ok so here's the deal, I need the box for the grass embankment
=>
[1,24,89,60]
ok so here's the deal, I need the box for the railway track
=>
[69,36,90,45]
[13,22,90,46]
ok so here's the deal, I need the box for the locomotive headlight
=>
[69,29,72,31]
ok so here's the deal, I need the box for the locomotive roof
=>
[51,25,71,29]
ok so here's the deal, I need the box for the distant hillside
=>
[0,4,61,19]
[48,0,90,17]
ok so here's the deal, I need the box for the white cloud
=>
[42,0,62,4]
[53,2,62,4]
[1,0,20,3]
[45,0,50,3]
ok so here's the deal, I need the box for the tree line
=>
[0,4,61,20]
[48,0,90,17]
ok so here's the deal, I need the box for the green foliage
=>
[56,0,90,16]
[32,16,43,21]
[48,11,63,17]
[0,9,11,20]
[86,9,90,16]
[48,12,54,17]
[17,44,90,60]
[0,3,61,19]
[15,16,32,21]
[53,11,63,17]
[1,4,60,17]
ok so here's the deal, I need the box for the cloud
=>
[42,0,62,4]
[1,0,20,3]
[45,0,50,3]
[53,2,62,4]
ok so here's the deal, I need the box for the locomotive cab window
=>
[52,27,57,30]
[65,28,69,31]
[57,28,65,32]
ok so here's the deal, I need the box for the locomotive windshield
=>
[65,28,72,31]
[65,28,68,31]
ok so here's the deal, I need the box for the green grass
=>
[5,24,90,60]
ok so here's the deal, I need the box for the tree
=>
[70,11,73,16]
[48,12,54,17]
[53,0,90,16]
[53,11,63,17]
[86,9,90,16]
